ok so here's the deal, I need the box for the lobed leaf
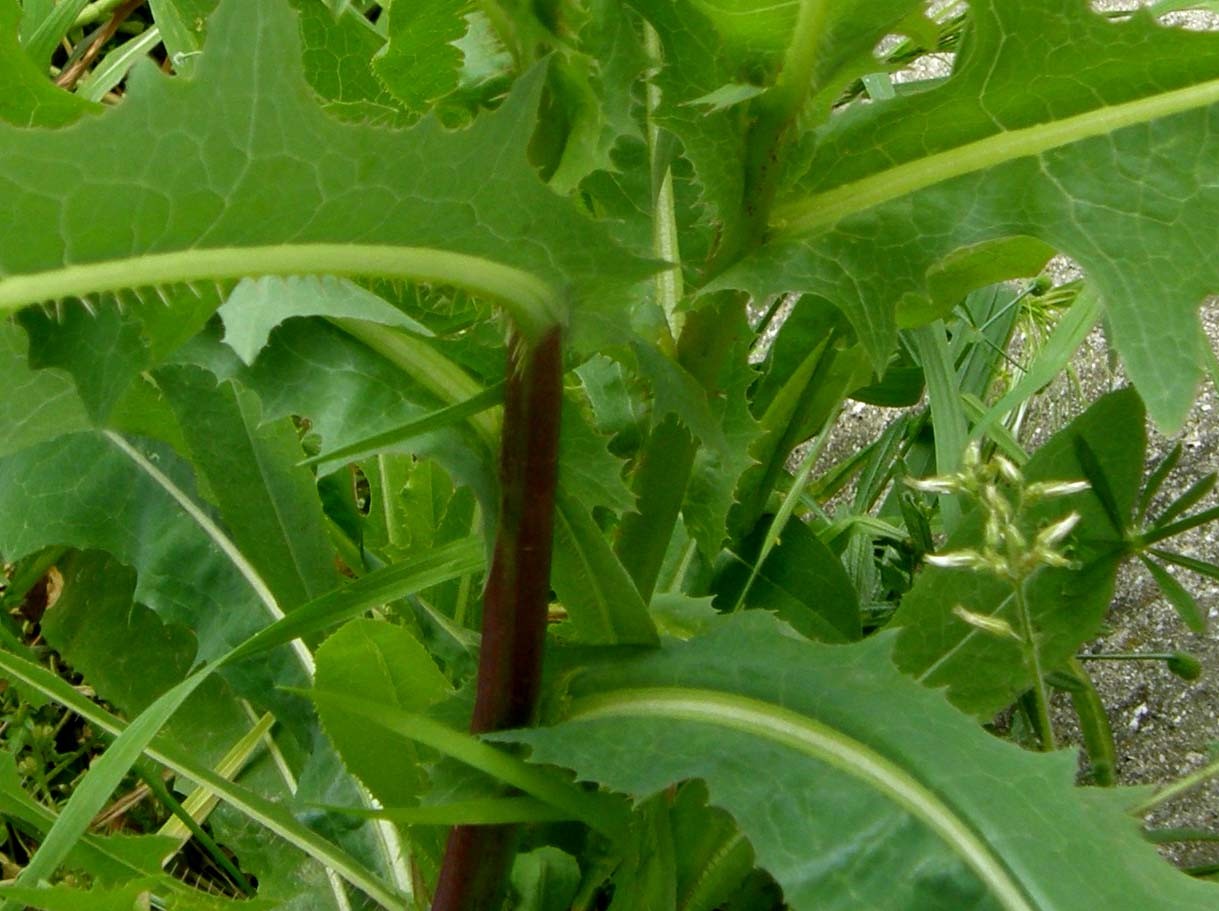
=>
[500,612,1219,911]
[720,0,1219,429]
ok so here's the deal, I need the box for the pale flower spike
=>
[1027,479,1091,499]
[1035,512,1081,549]
[952,605,1021,641]
[925,550,987,569]
[906,476,958,494]
[994,455,1023,485]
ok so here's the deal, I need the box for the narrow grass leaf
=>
[1139,555,1207,633]
[1148,547,1219,583]
[1151,472,1218,530]
[302,383,504,469]
[0,540,479,906]
[911,323,967,533]
[304,690,629,842]
[968,287,1102,445]
[1137,442,1183,524]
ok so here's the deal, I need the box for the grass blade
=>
[1148,547,1219,583]
[301,382,505,469]
[0,538,481,908]
[1139,554,1207,633]
[968,287,1102,445]
[305,690,629,842]
[1150,472,1217,530]
[912,322,968,533]
[1136,442,1183,524]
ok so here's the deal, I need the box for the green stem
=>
[1012,579,1056,751]
[618,2,830,596]
[1079,652,1178,661]
[1131,753,1219,816]
[1061,657,1116,786]
[431,327,564,911]
[136,764,257,897]
[717,0,828,262]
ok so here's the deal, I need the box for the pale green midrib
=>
[0,244,565,343]
[776,76,1219,236]
[568,687,1037,911]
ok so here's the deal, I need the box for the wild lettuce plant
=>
[0,1,1217,909]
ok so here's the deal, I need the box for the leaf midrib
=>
[0,244,564,344]
[776,75,1219,236]
[568,686,1037,911]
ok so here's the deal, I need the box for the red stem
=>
[430,326,563,911]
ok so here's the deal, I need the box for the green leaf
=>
[0,321,89,457]
[182,318,498,510]
[0,649,404,910]
[40,551,259,765]
[1151,471,1219,529]
[552,490,659,645]
[681,311,760,558]
[891,389,1146,718]
[314,618,454,807]
[320,796,570,826]
[156,365,338,609]
[77,24,164,103]
[374,0,470,115]
[0,0,98,127]
[19,0,89,67]
[969,284,1103,443]
[0,879,270,911]
[719,0,1219,429]
[1140,554,1208,633]
[0,431,277,661]
[715,517,860,643]
[147,0,212,76]
[0,752,175,886]
[1137,442,1183,524]
[684,82,767,113]
[305,385,503,471]
[558,394,636,517]
[0,0,654,349]
[0,539,481,908]
[911,321,969,533]
[218,275,431,366]
[734,298,865,535]
[545,0,649,194]
[292,0,406,124]
[500,612,1219,911]
[17,303,148,423]
[624,0,748,226]
[630,0,924,225]
[305,689,629,841]
[1148,546,1219,584]
[510,847,582,911]
[606,798,677,911]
